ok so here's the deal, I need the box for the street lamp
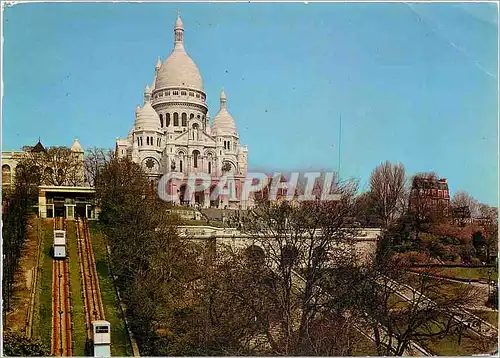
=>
[487,268,494,299]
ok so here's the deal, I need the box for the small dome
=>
[212,89,237,136]
[135,102,161,131]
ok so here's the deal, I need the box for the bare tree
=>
[84,147,112,187]
[359,256,484,356]
[477,203,498,262]
[451,191,480,220]
[236,177,362,355]
[19,146,84,186]
[368,161,407,227]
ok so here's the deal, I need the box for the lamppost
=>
[487,268,493,298]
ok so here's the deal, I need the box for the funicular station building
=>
[2,139,98,220]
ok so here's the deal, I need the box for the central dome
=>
[155,14,203,91]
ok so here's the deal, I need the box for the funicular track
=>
[51,217,73,356]
[76,217,105,340]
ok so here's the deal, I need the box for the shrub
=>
[3,331,50,357]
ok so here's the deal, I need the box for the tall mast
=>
[338,114,342,179]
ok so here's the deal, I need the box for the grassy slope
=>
[89,222,132,357]
[36,219,53,347]
[67,221,87,356]
[469,309,499,328]
[351,332,379,356]
[437,267,498,281]
[398,277,497,355]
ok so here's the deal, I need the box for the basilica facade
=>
[116,13,249,209]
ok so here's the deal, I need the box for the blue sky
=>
[2,2,498,205]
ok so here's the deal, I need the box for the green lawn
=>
[35,219,54,348]
[89,222,132,357]
[67,221,87,356]
[181,219,229,228]
[351,332,379,356]
[422,332,497,356]
[436,267,498,282]
[470,309,499,328]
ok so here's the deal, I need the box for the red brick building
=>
[409,176,451,219]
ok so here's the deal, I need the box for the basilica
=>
[116,13,249,209]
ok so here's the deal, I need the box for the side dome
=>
[135,102,161,131]
[212,89,238,136]
[155,13,203,90]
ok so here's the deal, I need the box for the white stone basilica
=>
[116,13,249,208]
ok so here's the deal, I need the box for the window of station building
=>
[190,113,194,119]
[174,113,179,126]
[181,91,187,96]
[182,113,187,126]
[166,113,171,126]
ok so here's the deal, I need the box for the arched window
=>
[174,113,179,126]
[197,114,200,119]
[190,113,194,119]
[182,113,187,126]
[140,137,143,146]
[2,165,11,184]
[159,114,163,127]
[193,150,200,168]
[146,137,149,145]
[179,159,183,173]
[166,113,171,127]
[208,161,211,174]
